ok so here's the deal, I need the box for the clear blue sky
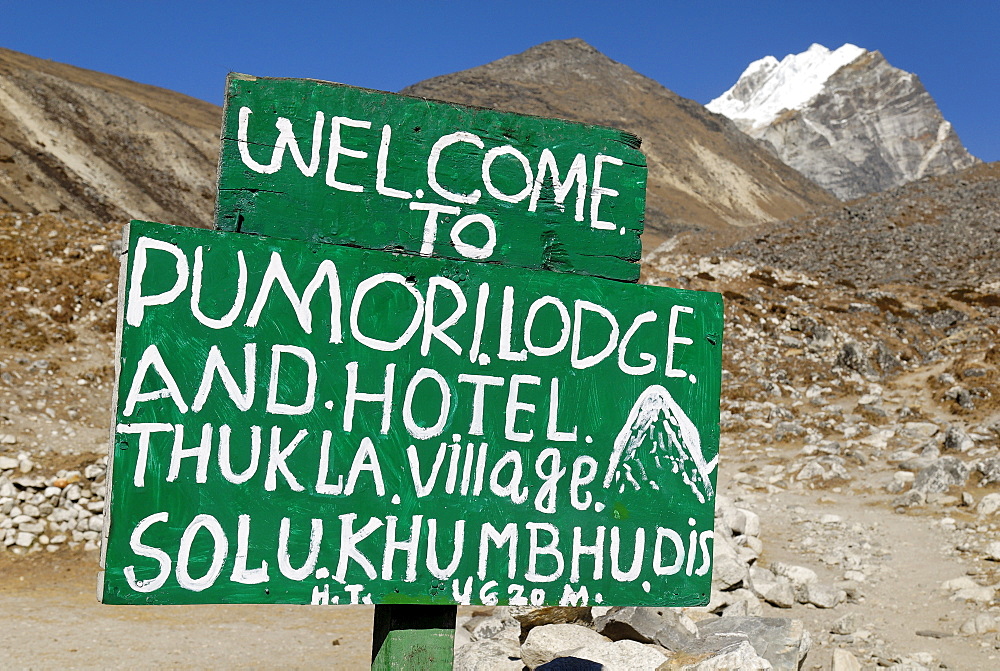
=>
[2,1,998,160]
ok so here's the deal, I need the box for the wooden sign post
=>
[100,75,723,670]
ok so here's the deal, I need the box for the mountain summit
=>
[404,39,836,246]
[708,43,978,200]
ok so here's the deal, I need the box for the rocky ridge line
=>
[403,38,837,246]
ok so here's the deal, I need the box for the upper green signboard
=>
[100,220,723,607]
[216,75,647,283]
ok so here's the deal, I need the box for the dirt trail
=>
[0,552,374,668]
[727,483,1000,668]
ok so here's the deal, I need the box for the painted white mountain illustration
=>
[603,385,717,503]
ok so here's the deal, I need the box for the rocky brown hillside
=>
[0,48,219,226]
[403,39,838,248]
[724,161,1000,296]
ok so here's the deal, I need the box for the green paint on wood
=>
[216,74,647,283]
[371,604,456,670]
[100,220,723,607]
[371,629,454,670]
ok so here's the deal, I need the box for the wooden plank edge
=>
[97,221,131,603]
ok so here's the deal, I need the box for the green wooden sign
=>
[216,75,647,283]
[100,220,723,607]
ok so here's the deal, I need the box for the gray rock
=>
[871,341,900,374]
[470,609,520,642]
[454,637,523,671]
[675,639,773,670]
[84,464,105,480]
[804,583,845,609]
[805,583,847,608]
[593,606,662,644]
[454,616,473,650]
[703,586,734,614]
[520,624,610,670]
[748,565,777,588]
[831,613,860,635]
[511,606,592,642]
[720,590,763,617]
[943,426,974,452]
[902,422,940,439]
[835,342,875,377]
[697,616,809,671]
[977,493,1000,516]
[770,563,817,589]
[18,521,45,535]
[774,422,807,441]
[983,542,1000,562]
[736,534,764,556]
[889,470,915,490]
[977,457,1000,486]
[759,582,796,609]
[814,456,850,481]
[555,639,669,670]
[831,649,863,671]
[913,456,970,493]
[944,385,975,409]
[735,542,760,566]
[897,652,937,669]
[795,461,827,481]
[0,456,18,470]
[959,614,1000,635]
[594,606,697,651]
[724,508,761,537]
[712,536,749,590]
[893,489,926,507]
[953,585,995,603]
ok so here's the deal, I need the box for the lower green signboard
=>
[100,220,723,607]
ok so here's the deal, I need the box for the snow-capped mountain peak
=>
[707,43,866,130]
[705,43,978,200]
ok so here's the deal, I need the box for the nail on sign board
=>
[99,77,723,608]
[215,74,646,283]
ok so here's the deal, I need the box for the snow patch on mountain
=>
[707,43,865,130]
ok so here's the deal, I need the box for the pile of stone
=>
[887,420,1000,509]
[712,495,845,614]
[452,496,840,669]
[455,605,810,670]
[0,453,107,553]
